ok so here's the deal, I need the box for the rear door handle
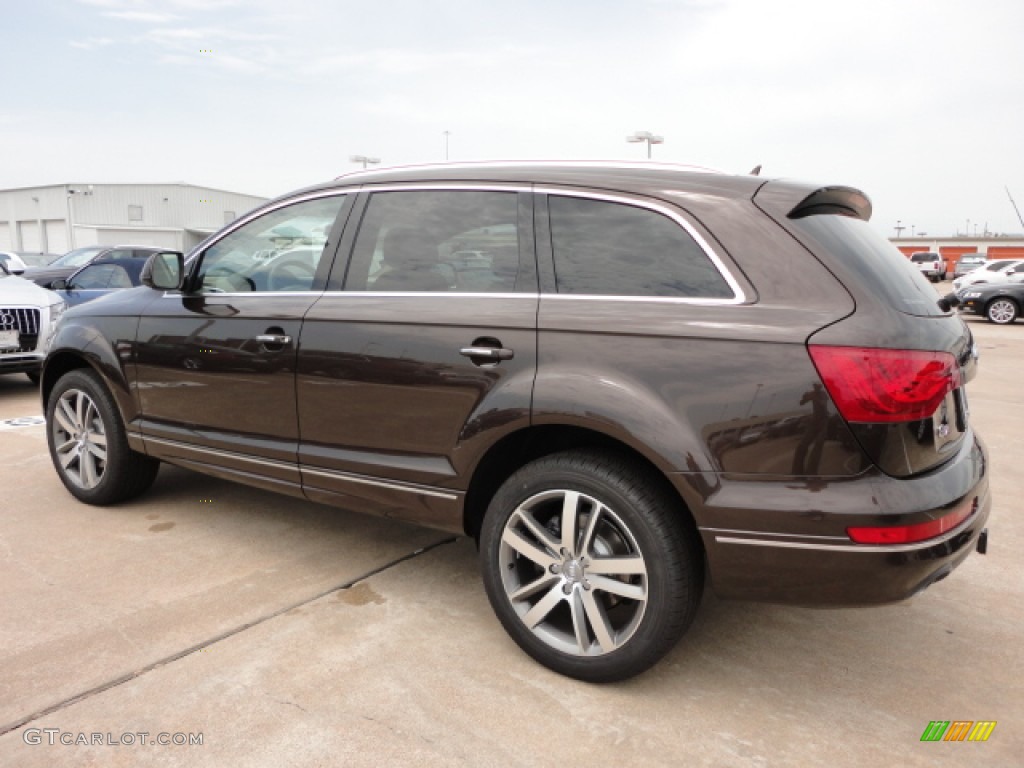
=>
[459,346,514,361]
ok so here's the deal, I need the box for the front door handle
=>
[256,333,292,346]
[460,346,514,361]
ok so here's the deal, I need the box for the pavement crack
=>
[0,536,459,737]
[268,695,309,714]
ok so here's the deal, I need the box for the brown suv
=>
[42,162,990,682]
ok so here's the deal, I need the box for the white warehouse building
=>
[0,183,269,255]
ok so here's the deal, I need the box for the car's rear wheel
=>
[986,298,1018,324]
[479,450,702,682]
[46,369,160,504]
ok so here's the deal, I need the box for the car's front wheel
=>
[479,450,702,682]
[986,298,1018,324]
[46,369,160,504]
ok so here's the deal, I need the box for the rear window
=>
[910,252,938,262]
[789,216,946,316]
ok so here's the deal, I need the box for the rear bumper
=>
[690,432,990,606]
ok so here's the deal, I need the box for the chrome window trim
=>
[535,185,747,305]
[184,188,353,267]
[161,291,540,299]
[144,436,458,500]
[316,291,538,300]
[711,513,977,553]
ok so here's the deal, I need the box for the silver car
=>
[0,265,66,384]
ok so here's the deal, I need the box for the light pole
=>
[626,130,664,159]
[349,155,380,170]
[443,130,451,161]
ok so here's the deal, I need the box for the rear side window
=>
[790,215,945,316]
[547,196,732,299]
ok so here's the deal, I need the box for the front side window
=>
[70,264,132,289]
[195,195,345,293]
[548,196,733,299]
[345,191,520,293]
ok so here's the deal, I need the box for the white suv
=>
[0,264,66,384]
[909,251,944,282]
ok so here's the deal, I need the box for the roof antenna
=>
[749,164,762,176]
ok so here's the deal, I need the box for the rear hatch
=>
[753,181,977,478]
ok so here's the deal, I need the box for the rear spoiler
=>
[787,186,872,221]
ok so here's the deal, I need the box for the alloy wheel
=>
[498,489,648,656]
[51,388,108,489]
[987,299,1017,324]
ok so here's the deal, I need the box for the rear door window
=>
[344,191,521,293]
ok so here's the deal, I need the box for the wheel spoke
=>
[579,504,603,557]
[586,555,647,577]
[509,572,560,602]
[502,528,557,569]
[58,446,78,470]
[81,450,98,488]
[514,509,560,554]
[569,591,590,653]
[75,393,86,430]
[588,574,646,602]
[54,408,76,436]
[57,398,79,433]
[89,430,107,448]
[87,442,107,462]
[581,589,616,652]
[560,491,580,555]
[522,584,565,630]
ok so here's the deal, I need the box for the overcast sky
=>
[3,0,1023,237]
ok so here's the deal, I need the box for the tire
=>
[479,450,703,682]
[985,298,1018,325]
[46,369,160,505]
[26,371,40,385]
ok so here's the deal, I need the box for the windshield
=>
[50,246,105,268]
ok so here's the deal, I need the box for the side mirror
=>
[141,251,185,291]
[51,278,68,290]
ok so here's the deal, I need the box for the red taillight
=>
[808,345,961,423]
[847,498,976,544]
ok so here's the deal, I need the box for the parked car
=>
[50,257,148,307]
[21,245,166,289]
[0,269,66,384]
[957,280,1024,324]
[17,252,62,268]
[951,258,1024,293]
[953,254,986,279]
[909,251,944,282]
[41,163,990,682]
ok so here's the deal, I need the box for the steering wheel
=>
[267,257,316,291]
